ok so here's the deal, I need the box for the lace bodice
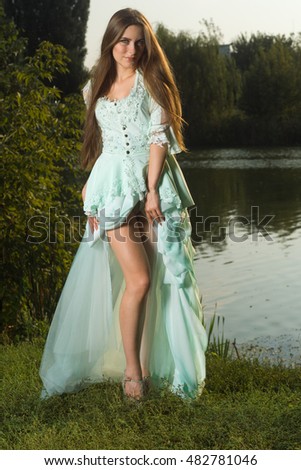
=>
[82,70,193,223]
[82,70,181,157]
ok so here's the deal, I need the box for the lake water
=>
[179,147,301,364]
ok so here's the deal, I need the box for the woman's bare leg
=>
[135,213,158,379]
[106,217,151,397]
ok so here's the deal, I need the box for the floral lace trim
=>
[95,73,150,156]
[83,176,147,217]
[123,156,148,198]
[84,169,183,215]
[84,187,183,217]
[148,131,170,148]
[95,72,146,127]
[159,187,182,209]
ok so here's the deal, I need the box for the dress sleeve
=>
[148,95,182,154]
[82,79,92,108]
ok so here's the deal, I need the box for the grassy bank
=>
[1,340,301,450]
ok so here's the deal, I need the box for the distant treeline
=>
[157,24,301,147]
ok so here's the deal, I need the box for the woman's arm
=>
[144,143,167,225]
[82,182,87,202]
[82,181,98,232]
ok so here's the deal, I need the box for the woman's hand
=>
[88,216,99,234]
[144,189,165,225]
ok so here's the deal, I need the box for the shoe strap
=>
[123,376,143,384]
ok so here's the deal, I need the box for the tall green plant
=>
[3,0,90,94]
[205,307,231,359]
[1,9,85,340]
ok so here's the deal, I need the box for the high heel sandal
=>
[122,375,145,401]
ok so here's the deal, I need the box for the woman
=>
[39,8,207,400]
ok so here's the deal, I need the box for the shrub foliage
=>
[1,8,86,340]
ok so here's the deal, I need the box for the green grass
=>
[1,340,301,450]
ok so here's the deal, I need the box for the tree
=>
[156,23,241,146]
[232,33,301,144]
[157,25,301,146]
[1,7,86,340]
[232,34,299,115]
[3,0,90,93]
[232,33,279,72]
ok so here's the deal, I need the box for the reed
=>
[204,304,231,359]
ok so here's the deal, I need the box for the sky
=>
[85,0,301,68]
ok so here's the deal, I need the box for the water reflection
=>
[181,148,301,347]
[187,167,301,248]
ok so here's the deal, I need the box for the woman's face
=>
[112,25,145,71]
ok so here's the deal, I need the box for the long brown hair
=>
[81,8,186,170]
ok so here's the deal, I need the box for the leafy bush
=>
[1,8,86,340]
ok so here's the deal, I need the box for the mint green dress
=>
[39,70,207,399]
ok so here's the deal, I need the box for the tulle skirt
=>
[39,152,207,399]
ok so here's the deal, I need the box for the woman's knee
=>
[126,273,150,298]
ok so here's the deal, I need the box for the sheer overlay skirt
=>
[39,153,207,398]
